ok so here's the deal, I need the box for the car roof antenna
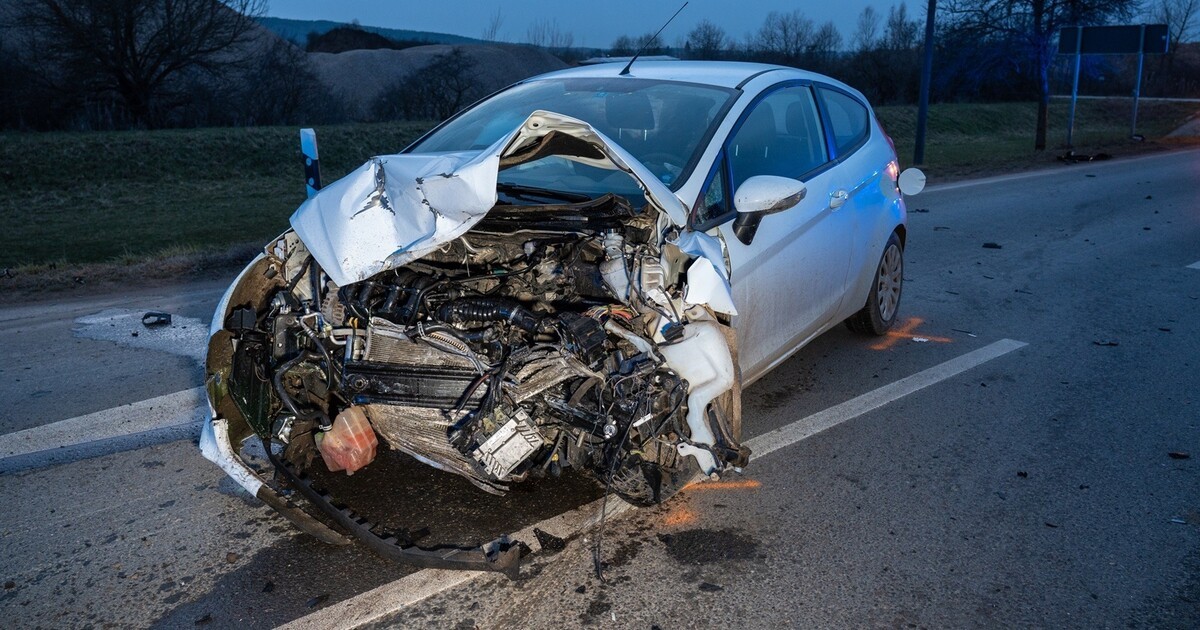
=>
[619,2,688,76]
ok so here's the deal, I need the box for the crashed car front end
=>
[201,111,749,575]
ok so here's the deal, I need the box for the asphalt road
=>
[1,149,1198,629]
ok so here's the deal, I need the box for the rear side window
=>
[818,88,870,157]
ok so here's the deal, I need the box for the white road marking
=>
[278,338,1028,630]
[0,387,205,460]
[278,493,633,630]
[745,338,1027,458]
[1187,260,1200,270]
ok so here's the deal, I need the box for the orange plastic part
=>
[316,406,378,475]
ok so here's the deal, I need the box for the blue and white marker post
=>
[300,128,322,198]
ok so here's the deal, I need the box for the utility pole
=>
[914,0,937,165]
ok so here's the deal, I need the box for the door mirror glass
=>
[734,175,807,216]
[898,168,926,196]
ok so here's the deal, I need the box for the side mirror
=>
[731,175,806,245]
[898,168,926,196]
[734,175,807,215]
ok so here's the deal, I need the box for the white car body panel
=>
[291,110,691,287]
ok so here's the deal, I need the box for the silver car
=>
[201,61,918,575]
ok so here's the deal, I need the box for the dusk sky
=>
[266,0,894,49]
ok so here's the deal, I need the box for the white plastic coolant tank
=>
[657,321,735,456]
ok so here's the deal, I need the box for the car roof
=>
[524,60,828,90]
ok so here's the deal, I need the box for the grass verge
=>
[1,99,1197,298]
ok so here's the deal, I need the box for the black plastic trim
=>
[267,446,523,578]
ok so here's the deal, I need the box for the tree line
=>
[1,0,1196,143]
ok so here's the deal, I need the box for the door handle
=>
[829,190,849,209]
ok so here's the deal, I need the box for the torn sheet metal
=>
[684,257,737,316]
[291,110,689,287]
[670,230,737,316]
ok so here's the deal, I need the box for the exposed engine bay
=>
[213,193,748,508]
[202,111,751,574]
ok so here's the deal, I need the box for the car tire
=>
[846,232,903,336]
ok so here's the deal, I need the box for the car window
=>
[693,156,730,227]
[817,88,870,157]
[727,85,829,193]
[407,78,736,193]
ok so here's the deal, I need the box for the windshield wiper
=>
[496,182,592,204]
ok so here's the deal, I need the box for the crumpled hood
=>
[290,110,689,287]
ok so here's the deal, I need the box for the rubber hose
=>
[435,297,544,333]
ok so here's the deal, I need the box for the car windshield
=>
[407,77,735,198]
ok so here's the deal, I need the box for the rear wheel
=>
[846,232,903,336]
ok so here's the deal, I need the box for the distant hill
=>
[309,44,568,120]
[258,17,483,47]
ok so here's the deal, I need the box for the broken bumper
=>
[199,416,522,577]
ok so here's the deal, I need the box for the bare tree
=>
[884,3,921,50]
[526,18,573,50]
[1152,0,1199,48]
[373,47,478,121]
[15,0,266,127]
[611,35,636,56]
[811,21,844,60]
[750,10,816,64]
[943,0,1139,150]
[481,7,504,42]
[854,6,883,52]
[686,19,728,59]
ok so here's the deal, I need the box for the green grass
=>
[0,122,433,268]
[1,99,1196,268]
[876,99,1199,177]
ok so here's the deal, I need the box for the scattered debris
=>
[1168,452,1190,460]
[699,582,724,592]
[982,274,995,279]
[945,290,960,296]
[1,268,13,279]
[1044,522,1060,528]
[1158,327,1172,332]
[951,328,977,337]
[194,613,212,625]
[1170,517,1189,525]
[262,581,275,593]
[912,336,930,343]
[142,311,172,327]
[306,594,330,608]
[982,242,1003,249]
[1143,227,1151,231]
[1058,150,1111,163]
[911,208,930,213]
[1079,484,1090,490]
[4,580,14,589]
[131,331,139,337]
[224,552,239,564]
[1145,195,1153,200]
[574,585,587,594]
[1092,340,1119,347]
[1017,471,1029,478]
[533,528,567,553]
[1014,289,1033,295]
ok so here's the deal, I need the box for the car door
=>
[691,83,854,379]
[814,85,884,319]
